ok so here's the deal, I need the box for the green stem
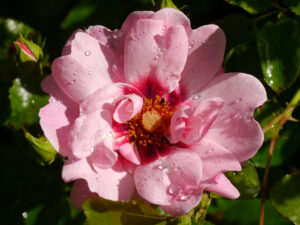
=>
[193,193,211,225]
[259,88,300,225]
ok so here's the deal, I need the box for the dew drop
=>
[85,51,91,56]
[88,71,94,78]
[31,99,35,104]
[167,184,181,196]
[106,131,114,138]
[192,95,199,100]
[112,64,118,72]
[235,98,242,103]
[90,147,95,153]
[232,172,237,176]
[178,195,191,201]
[205,149,213,154]
[155,164,167,170]
[67,80,76,86]
[73,71,78,76]
[169,74,180,80]
[291,216,297,221]
[22,212,28,219]
[154,55,159,60]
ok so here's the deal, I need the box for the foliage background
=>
[0,0,299,225]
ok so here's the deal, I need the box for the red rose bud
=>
[13,34,43,74]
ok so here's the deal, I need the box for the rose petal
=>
[198,73,267,161]
[70,179,98,209]
[202,173,240,199]
[192,139,241,181]
[121,11,154,34]
[160,192,202,216]
[63,158,135,201]
[69,110,113,158]
[52,32,113,103]
[134,149,202,205]
[151,8,191,34]
[39,76,79,156]
[119,143,141,165]
[180,25,226,98]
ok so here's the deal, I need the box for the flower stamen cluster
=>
[126,95,176,148]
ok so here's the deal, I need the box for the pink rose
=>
[39,8,266,216]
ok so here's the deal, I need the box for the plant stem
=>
[259,89,300,225]
[193,192,211,225]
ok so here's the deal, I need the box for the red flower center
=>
[126,96,176,148]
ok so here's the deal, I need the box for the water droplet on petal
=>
[205,149,213,154]
[178,195,191,201]
[90,147,94,153]
[88,71,94,78]
[169,74,180,80]
[235,98,242,103]
[22,212,28,219]
[67,80,76,86]
[154,55,159,60]
[73,71,78,76]
[85,51,91,56]
[193,95,199,100]
[106,131,114,138]
[167,184,181,196]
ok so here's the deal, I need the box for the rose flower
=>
[39,8,266,216]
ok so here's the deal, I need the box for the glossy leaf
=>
[4,77,49,129]
[225,0,276,14]
[283,0,300,16]
[24,129,57,166]
[270,173,300,225]
[225,161,260,199]
[257,17,300,93]
[82,197,171,225]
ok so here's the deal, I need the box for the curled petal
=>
[113,94,143,123]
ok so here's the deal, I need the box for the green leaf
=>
[225,0,277,14]
[152,0,178,10]
[82,197,171,225]
[225,161,260,199]
[61,1,97,30]
[283,0,300,16]
[24,129,57,166]
[257,16,300,93]
[270,173,300,224]
[210,199,291,225]
[4,77,49,129]
[252,122,300,168]
[161,0,178,9]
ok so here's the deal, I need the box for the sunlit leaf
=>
[83,197,171,225]
[24,129,57,166]
[270,173,300,225]
[4,77,49,129]
[283,0,300,16]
